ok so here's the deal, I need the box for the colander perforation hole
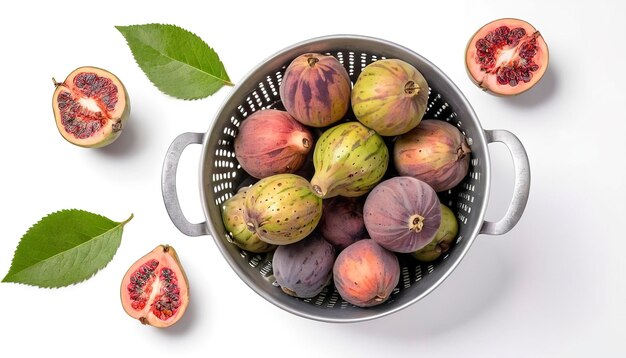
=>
[275,70,284,86]
[347,51,356,77]
[248,254,263,268]
[259,260,273,277]
[401,266,411,289]
[215,193,229,205]
[257,82,271,104]
[414,265,423,282]
[265,75,279,97]
[314,290,327,306]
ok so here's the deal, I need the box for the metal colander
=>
[161,35,531,323]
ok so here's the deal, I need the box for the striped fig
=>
[310,122,389,199]
[234,109,313,179]
[364,176,441,253]
[394,119,471,192]
[244,174,322,245]
[221,187,277,253]
[351,59,429,136]
[279,53,351,127]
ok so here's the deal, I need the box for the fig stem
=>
[307,57,319,68]
[246,222,256,233]
[312,184,324,198]
[52,77,64,87]
[302,138,311,149]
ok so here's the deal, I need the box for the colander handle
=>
[161,132,210,237]
[480,129,531,235]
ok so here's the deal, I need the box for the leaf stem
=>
[121,213,134,227]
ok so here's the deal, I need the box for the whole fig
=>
[272,233,335,298]
[394,119,471,192]
[279,53,351,127]
[319,196,366,250]
[244,174,322,245]
[364,176,442,253]
[412,204,458,262]
[221,187,277,253]
[351,59,428,136]
[311,122,389,199]
[333,239,400,307]
[235,109,313,179]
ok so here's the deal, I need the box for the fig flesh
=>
[394,119,471,192]
[465,18,549,96]
[120,245,189,328]
[234,109,313,179]
[351,59,428,136]
[364,176,441,253]
[52,66,130,148]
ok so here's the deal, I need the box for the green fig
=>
[221,187,277,253]
[244,174,322,245]
[352,59,429,136]
[311,122,389,199]
[412,204,458,262]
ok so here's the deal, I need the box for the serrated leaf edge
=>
[1,210,133,288]
[115,23,234,100]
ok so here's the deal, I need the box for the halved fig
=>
[52,66,130,148]
[120,245,189,328]
[465,18,549,96]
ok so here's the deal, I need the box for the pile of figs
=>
[221,53,471,308]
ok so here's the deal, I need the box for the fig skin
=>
[319,196,367,250]
[465,18,549,96]
[364,176,442,253]
[272,233,336,298]
[310,121,389,199]
[120,245,189,328]
[394,120,471,192]
[244,174,322,245]
[333,239,400,307]
[412,204,458,262]
[52,66,130,148]
[235,109,313,179]
[279,53,351,127]
[351,59,428,136]
[221,187,277,253]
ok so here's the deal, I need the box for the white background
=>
[0,0,624,356]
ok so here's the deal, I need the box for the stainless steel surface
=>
[161,132,209,237]
[161,34,531,322]
[480,130,531,235]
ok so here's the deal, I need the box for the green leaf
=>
[2,210,133,288]
[116,23,233,99]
